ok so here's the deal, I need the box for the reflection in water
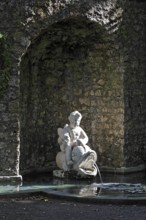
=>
[52,177,102,197]
[51,182,146,198]
[54,184,101,197]
[78,185,102,197]
[51,175,146,197]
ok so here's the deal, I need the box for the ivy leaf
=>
[0,33,3,39]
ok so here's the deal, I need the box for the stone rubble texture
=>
[0,0,146,179]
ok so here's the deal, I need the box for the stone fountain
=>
[54,111,98,179]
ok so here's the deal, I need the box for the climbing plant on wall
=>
[0,33,11,98]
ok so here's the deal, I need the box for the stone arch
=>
[19,15,124,173]
[0,0,127,180]
[1,0,146,180]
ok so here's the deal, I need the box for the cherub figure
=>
[56,111,97,177]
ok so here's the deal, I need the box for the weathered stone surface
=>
[0,175,22,184]
[0,0,145,179]
[20,16,124,172]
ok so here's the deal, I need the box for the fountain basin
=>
[0,172,146,204]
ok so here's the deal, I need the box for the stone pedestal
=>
[53,170,66,178]
[0,175,22,184]
[53,170,95,179]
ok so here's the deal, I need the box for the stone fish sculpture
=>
[55,111,98,178]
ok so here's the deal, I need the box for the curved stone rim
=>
[0,185,146,205]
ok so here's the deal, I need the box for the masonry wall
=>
[20,18,124,173]
[0,0,145,177]
[121,1,146,168]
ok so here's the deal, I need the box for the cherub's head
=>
[68,111,82,128]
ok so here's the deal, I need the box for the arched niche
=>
[20,17,124,173]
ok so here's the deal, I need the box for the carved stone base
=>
[53,170,95,179]
[53,170,65,178]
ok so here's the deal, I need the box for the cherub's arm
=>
[79,127,89,145]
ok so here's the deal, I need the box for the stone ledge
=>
[100,165,146,174]
[0,175,22,184]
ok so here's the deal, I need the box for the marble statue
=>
[55,111,98,178]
